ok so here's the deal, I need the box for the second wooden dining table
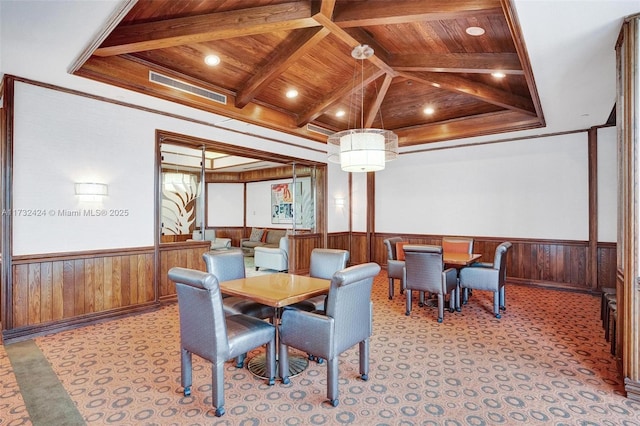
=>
[219,273,331,378]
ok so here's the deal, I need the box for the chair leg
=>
[493,291,501,319]
[405,289,412,316]
[181,348,192,396]
[455,284,462,312]
[327,356,339,407]
[265,339,276,386]
[499,286,506,311]
[437,293,444,323]
[359,339,369,381]
[418,291,425,307]
[448,288,456,313]
[235,353,245,368]
[212,362,226,417]
[388,278,394,300]
[279,340,290,384]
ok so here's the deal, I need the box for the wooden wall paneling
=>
[350,233,369,266]
[28,263,40,326]
[52,262,64,321]
[6,248,159,342]
[40,261,53,322]
[158,242,209,300]
[327,232,350,262]
[288,233,322,275]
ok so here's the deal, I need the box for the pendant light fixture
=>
[327,45,398,172]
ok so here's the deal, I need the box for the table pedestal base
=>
[247,353,308,379]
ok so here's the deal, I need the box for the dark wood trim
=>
[366,172,375,262]
[588,127,598,291]
[12,246,156,263]
[1,76,15,330]
[2,301,160,344]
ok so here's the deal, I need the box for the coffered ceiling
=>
[73,0,545,148]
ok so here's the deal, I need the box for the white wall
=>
[597,126,617,242]
[375,132,595,240]
[207,183,244,227]
[11,82,323,255]
[327,162,350,233]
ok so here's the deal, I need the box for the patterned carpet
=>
[2,270,640,425]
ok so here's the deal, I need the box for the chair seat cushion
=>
[223,297,275,319]
[226,314,275,359]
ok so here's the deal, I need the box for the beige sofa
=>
[240,228,287,255]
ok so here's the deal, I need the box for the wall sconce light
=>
[334,197,345,208]
[75,182,108,200]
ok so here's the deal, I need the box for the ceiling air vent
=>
[307,123,333,136]
[149,71,227,105]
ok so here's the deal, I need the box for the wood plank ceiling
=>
[73,0,544,148]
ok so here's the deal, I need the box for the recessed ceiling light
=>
[466,26,485,36]
[204,55,220,66]
[491,71,506,79]
[423,107,435,115]
[336,110,346,117]
[286,89,298,98]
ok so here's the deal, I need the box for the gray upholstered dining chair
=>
[169,267,276,418]
[383,237,405,300]
[291,248,350,312]
[278,262,381,407]
[403,245,458,322]
[459,242,512,318]
[202,250,274,367]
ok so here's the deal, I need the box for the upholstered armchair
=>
[254,236,289,272]
[383,237,405,300]
[203,251,274,367]
[403,245,458,322]
[169,267,276,417]
[278,262,381,407]
[291,248,350,312]
[459,242,512,318]
[190,229,231,250]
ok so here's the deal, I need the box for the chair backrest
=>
[309,248,350,280]
[169,267,229,362]
[383,237,404,261]
[202,250,246,282]
[442,237,473,254]
[325,263,381,353]
[493,242,512,284]
[403,244,444,293]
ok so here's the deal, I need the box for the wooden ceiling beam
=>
[334,0,503,28]
[235,27,330,108]
[365,74,393,127]
[395,110,543,147]
[94,1,319,57]
[391,53,523,74]
[312,13,396,76]
[399,71,536,116]
[297,66,386,127]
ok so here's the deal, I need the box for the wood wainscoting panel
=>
[11,249,154,329]
[328,232,351,263]
[158,241,209,300]
[288,232,322,275]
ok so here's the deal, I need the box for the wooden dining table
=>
[219,273,331,378]
[444,252,482,267]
